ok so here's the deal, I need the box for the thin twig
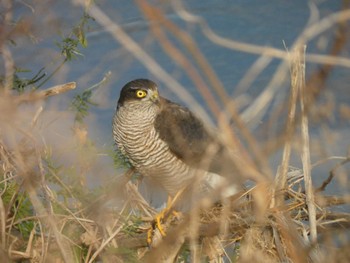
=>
[299,45,317,243]
[315,157,350,193]
[0,194,6,249]
[7,82,77,104]
[274,47,300,205]
[87,223,124,263]
[36,82,76,98]
[1,0,14,92]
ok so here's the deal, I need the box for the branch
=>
[35,82,76,98]
[12,82,77,104]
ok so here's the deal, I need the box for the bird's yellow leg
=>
[155,196,172,237]
[147,225,153,246]
[147,197,171,246]
[147,188,186,246]
[147,222,155,245]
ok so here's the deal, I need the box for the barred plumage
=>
[113,99,193,196]
[113,79,239,201]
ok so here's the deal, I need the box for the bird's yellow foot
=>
[147,191,185,246]
[147,208,182,246]
[147,208,168,246]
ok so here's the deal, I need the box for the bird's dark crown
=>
[118,79,158,105]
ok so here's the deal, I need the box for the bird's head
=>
[118,79,160,107]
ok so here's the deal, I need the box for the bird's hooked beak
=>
[149,89,160,104]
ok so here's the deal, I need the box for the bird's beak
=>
[150,90,160,104]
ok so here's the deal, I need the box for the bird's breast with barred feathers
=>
[113,101,196,197]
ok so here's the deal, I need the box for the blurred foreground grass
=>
[1,0,350,262]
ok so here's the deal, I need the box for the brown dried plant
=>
[0,0,350,262]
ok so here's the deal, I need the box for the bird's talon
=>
[146,209,169,246]
[146,227,153,247]
[155,212,167,237]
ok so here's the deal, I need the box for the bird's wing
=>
[154,98,217,167]
[155,97,245,192]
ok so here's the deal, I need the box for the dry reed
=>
[1,0,350,262]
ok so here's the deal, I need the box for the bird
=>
[112,79,241,243]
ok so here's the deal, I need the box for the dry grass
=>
[1,0,350,262]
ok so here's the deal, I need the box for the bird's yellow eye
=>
[136,90,147,98]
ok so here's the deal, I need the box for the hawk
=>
[113,79,240,208]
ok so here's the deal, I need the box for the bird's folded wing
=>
[154,98,220,169]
